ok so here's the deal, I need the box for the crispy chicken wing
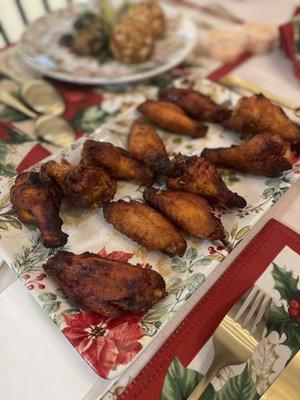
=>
[201,133,292,177]
[103,200,187,257]
[223,94,300,145]
[128,118,173,176]
[10,172,68,248]
[137,100,208,138]
[144,187,225,241]
[81,140,153,186]
[158,87,231,122]
[167,155,246,208]
[44,251,167,318]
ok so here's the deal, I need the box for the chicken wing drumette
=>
[137,100,208,138]
[167,155,246,208]
[41,160,116,209]
[10,172,68,248]
[103,200,187,257]
[44,251,167,318]
[81,140,153,186]
[144,187,225,241]
[201,133,292,177]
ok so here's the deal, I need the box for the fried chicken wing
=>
[201,133,292,177]
[10,172,68,248]
[103,200,187,257]
[128,118,173,176]
[223,94,300,145]
[41,160,116,208]
[167,155,246,208]
[158,87,231,122]
[137,100,208,138]
[144,187,225,241]
[81,140,153,186]
[44,251,167,318]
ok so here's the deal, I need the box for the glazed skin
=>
[10,172,68,248]
[201,133,292,177]
[144,187,225,241]
[137,100,208,138]
[167,155,246,208]
[44,251,167,318]
[103,200,187,257]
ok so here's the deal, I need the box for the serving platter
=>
[0,79,299,379]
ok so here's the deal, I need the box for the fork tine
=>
[234,286,259,322]
[249,294,270,334]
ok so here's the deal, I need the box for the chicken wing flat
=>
[201,133,292,177]
[128,118,173,176]
[10,172,68,248]
[41,160,116,209]
[158,87,231,122]
[144,187,225,241]
[137,100,208,138]
[223,94,300,145]
[81,140,153,186]
[103,200,187,257]
[167,155,246,208]
[44,251,167,318]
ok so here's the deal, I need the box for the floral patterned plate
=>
[0,79,299,380]
[17,2,196,85]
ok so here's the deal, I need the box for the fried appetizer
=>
[81,140,153,186]
[103,200,187,257]
[144,187,225,241]
[201,133,292,177]
[10,172,68,248]
[167,155,246,208]
[128,118,173,175]
[44,251,167,318]
[224,94,300,145]
[137,100,208,138]
[41,160,116,208]
[158,87,231,122]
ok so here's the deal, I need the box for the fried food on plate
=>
[167,155,246,208]
[41,160,116,208]
[10,172,68,248]
[128,118,173,176]
[224,94,300,145]
[103,200,187,257]
[144,187,225,241]
[137,100,208,138]
[44,251,167,318]
[81,140,153,186]
[201,133,292,177]
[158,87,231,122]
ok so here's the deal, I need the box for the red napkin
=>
[280,6,300,79]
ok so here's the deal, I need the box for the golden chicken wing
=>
[201,133,292,177]
[103,200,187,257]
[41,160,116,208]
[167,155,246,208]
[10,172,68,248]
[128,118,173,176]
[81,140,153,186]
[158,87,231,122]
[144,187,225,241]
[44,251,167,318]
[137,100,208,138]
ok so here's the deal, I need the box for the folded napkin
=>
[280,6,300,79]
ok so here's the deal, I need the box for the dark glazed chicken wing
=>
[167,155,246,208]
[103,200,187,257]
[10,172,68,248]
[81,140,153,186]
[44,251,167,318]
[137,100,208,138]
[128,118,173,175]
[41,160,116,208]
[201,133,292,177]
[158,87,231,122]
[144,187,225,241]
